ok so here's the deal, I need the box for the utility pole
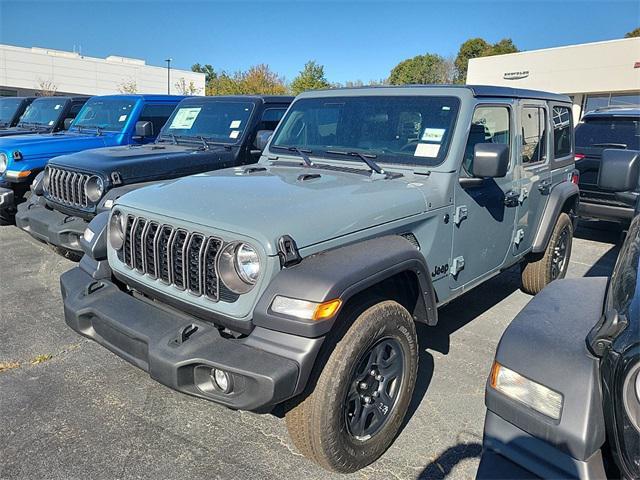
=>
[165,58,172,94]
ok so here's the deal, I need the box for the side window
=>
[463,106,510,173]
[68,103,84,118]
[552,106,572,159]
[139,104,177,136]
[258,108,287,131]
[521,107,547,164]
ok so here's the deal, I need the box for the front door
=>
[450,102,518,289]
[513,101,553,255]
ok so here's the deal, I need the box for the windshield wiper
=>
[270,145,314,167]
[591,142,627,149]
[325,149,386,175]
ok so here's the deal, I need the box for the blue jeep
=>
[0,94,184,223]
[0,96,89,138]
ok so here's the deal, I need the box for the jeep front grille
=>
[45,167,90,208]
[120,215,223,301]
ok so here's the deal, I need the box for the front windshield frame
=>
[158,100,256,145]
[269,95,462,168]
[18,98,68,128]
[71,98,137,132]
[0,98,23,125]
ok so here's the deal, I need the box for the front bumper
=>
[15,199,87,252]
[60,266,308,411]
[0,186,14,211]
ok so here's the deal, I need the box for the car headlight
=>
[490,362,564,420]
[42,167,51,191]
[218,242,260,294]
[109,210,125,250]
[0,153,7,174]
[85,175,104,203]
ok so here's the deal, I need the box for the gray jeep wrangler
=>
[61,86,579,472]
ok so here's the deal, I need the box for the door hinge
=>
[514,228,525,246]
[453,205,468,226]
[450,256,465,277]
[518,187,528,204]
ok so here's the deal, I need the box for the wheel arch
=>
[531,181,579,254]
[253,235,438,338]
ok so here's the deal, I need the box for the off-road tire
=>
[285,298,418,473]
[521,212,573,295]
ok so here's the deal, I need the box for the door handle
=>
[504,190,520,207]
[537,180,552,195]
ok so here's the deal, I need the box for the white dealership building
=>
[466,37,640,121]
[0,43,205,97]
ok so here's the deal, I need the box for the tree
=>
[117,78,138,93]
[389,53,450,85]
[290,61,330,95]
[191,63,217,83]
[625,27,640,38]
[454,37,519,83]
[37,78,57,96]
[240,64,288,95]
[175,77,201,95]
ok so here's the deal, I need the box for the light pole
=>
[165,58,172,94]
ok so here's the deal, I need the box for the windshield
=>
[18,98,67,127]
[270,95,460,166]
[0,98,23,125]
[160,101,254,143]
[72,98,136,132]
[575,117,640,150]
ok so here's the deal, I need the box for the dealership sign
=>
[503,71,530,80]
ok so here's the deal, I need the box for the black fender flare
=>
[97,180,163,213]
[531,181,579,253]
[253,235,437,338]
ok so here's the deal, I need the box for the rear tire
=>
[285,298,418,473]
[521,212,573,295]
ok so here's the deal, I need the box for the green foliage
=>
[388,53,451,85]
[203,64,288,95]
[454,37,518,83]
[625,27,640,38]
[290,61,331,95]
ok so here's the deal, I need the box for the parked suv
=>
[16,95,292,256]
[0,96,88,138]
[0,94,184,223]
[477,149,639,479]
[62,86,579,472]
[0,96,36,129]
[576,106,640,224]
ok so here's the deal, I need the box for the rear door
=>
[513,101,553,255]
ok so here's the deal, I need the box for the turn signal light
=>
[271,296,342,321]
[574,154,585,161]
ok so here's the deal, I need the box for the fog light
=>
[490,362,563,420]
[211,368,233,394]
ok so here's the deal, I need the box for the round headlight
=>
[0,153,7,174]
[217,242,260,294]
[109,210,125,250]
[235,243,260,285]
[42,167,51,191]
[85,175,104,203]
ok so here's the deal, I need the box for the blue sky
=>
[1,0,638,83]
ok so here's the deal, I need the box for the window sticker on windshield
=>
[54,104,62,110]
[48,120,55,126]
[415,143,440,158]
[118,114,127,122]
[230,120,242,129]
[421,128,445,143]
[170,107,202,129]
[229,130,240,139]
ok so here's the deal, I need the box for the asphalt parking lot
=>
[0,222,620,480]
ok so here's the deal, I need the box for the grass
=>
[30,354,53,365]
[0,361,20,373]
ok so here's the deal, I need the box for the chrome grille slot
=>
[44,166,91,208]
[117,214,229,302]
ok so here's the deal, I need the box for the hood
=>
[118,164,427,254]
[0,130,115,160]
[49,143,237,184]
[0,126,53,138]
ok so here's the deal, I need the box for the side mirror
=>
[472,143,510,178]
[255,130,273,152]
[63,118,73,130]
[134,121,154,139]
[598,149,640,192]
